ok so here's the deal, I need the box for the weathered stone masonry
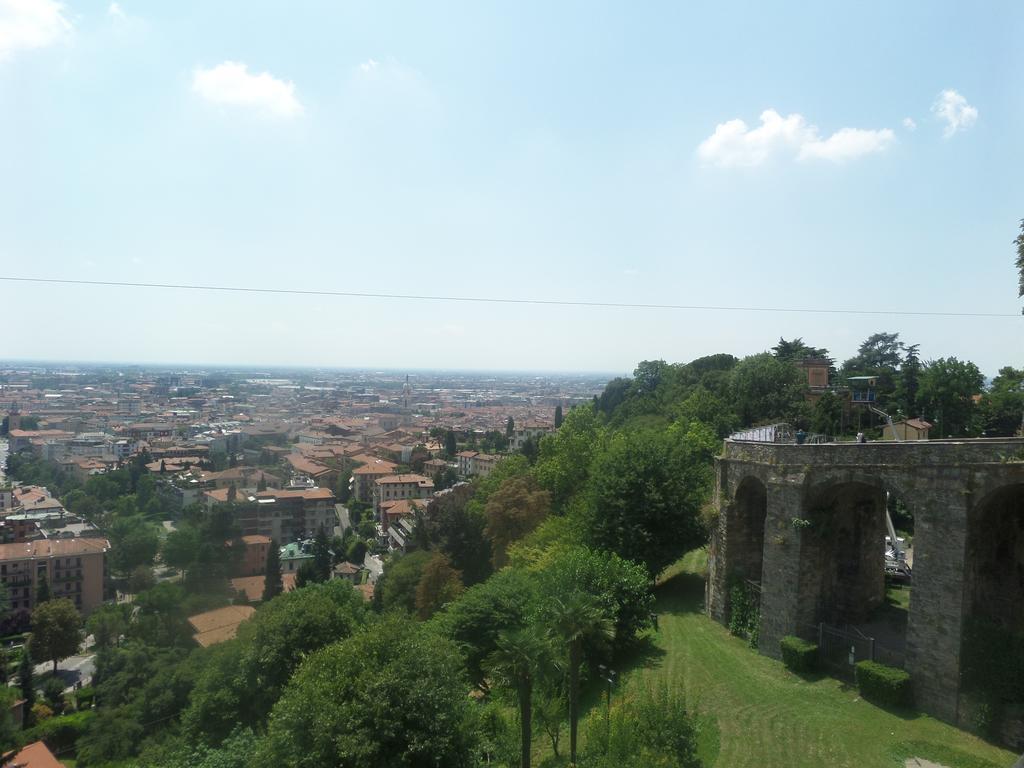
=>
[706,438,1024,725]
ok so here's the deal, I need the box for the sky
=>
[1,0,1022,376]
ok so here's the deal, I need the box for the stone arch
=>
[796,478,891,629]
[963,481,1024,633]
[725,475,768,586]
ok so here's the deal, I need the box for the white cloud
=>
[932,89,977,137]
[697,109,894,167]
[107,2,124,18]
[192,61,303,119]
[902,117,916,131]
[798,126,895,162]
[0,0,72,61]
[358,58,379,74]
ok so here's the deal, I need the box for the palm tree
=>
[487,628,547,768]
[545,592,614,766]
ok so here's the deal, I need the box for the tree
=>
[811,390,843,436]
[108,518,160,574]
[484,476,551,569]
[129,565,156,593]
[262,540,283,601]
[487,628,547,768]
[414,552,464,619]
[183,580,369,742]
[543,591,614,766]
[226,483,237,503]
[585,423,714,576]
[255,617,478,767]
[345,538,367,566]
[294,562,317,589]
[444,429,458,459]
[18,646,35,719]
[162,525,201,573]
[1016,218,1024,307]
[419,484,492,586]
[533,404,603,514]
[35,574,51,605]
[311,530,332,583]
[376,550,432,614]
[434,567,537,693]
[919,357,984,437]
[537,547,654,657]
[30,598,82,673]
[844,332,905,372]
[87,604,129,650]
[894,344,922,417]
[432,466,458,492]
[771,337,830,363]
[554,405,563,429]
[518,435,540,465]
[979,366,1024,436]
[730,353,805,426]
[506,416,515,439]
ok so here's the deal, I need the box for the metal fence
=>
[816,623,905,678]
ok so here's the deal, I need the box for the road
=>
[33,652,96,691]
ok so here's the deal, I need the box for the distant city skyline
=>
[1,0,1022,375]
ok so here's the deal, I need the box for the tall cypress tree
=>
[19,646,35,723]
[262,540,283,602]
[554,405,563,429]
[312,530,332,583]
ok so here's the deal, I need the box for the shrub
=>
[581,684,701,768]
[41,677,66,713]
[728,580,760,647]
[855,660,911,708]
[75,686,95,710]
[22,710,95,753]
[780,636,817,673]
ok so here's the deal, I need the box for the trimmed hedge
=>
[855,660,911,708]
[780,636,817,673]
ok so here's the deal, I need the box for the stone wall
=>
[707,437,1024,726]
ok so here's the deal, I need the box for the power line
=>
[0,275,1019,319]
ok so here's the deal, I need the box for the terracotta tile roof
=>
[0,538,109,561]
[3,740,65,767]
[256,487,334,501]
[352,459,398,475]
[229,573,296,602]
[188,605,256,647]
[376,474,432,486]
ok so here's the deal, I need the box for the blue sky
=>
[1,0,1021,375]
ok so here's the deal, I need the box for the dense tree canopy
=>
[584,423,714,576]
[256,617,478,767]
[30,598,82,672]
[919,357,984,437]
[484,476,551,568]
[730,353,805,426]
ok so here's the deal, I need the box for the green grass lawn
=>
[536,550,1015,768]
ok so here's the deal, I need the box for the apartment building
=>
[210,487,336,544]
[351,458,399,503]
[373,474,433,516]
[0,538,110,617]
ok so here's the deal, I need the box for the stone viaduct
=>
[706,437,1024,725]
